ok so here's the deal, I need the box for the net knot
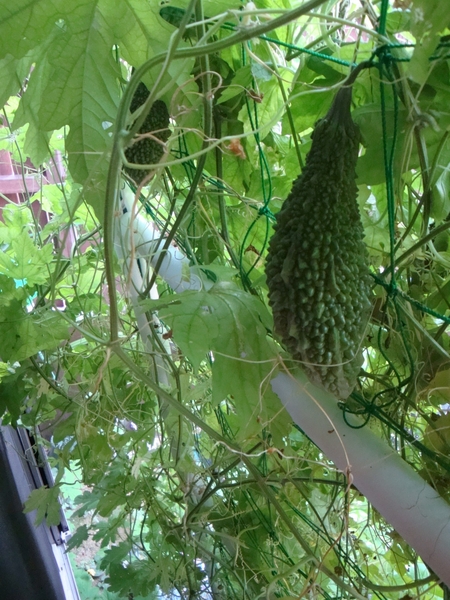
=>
[386,280,398,298]
[258,205,274,218]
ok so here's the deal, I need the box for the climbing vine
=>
[0,0,449,598]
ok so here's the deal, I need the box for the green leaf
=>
[24,485,62,527]
[7,1,123,220]
[0,52,35,109]
[100,541,133,569]
[353,103,407,185]
[408,1,450,83]
[410,0,450,39]
[96,490,125,518]
[105,562,159,598]
[33,309,70,351]
[107,0,174,68]
[155,283,288,439]
[0,302,68,361]
[66,523,90,551]
[0,368,28,422]
[282,87,335,135]
[12,39,56,164]
[431,154,450,221]
[29,184,66,215]
[239,74,287,140]
[0,0,62,59]
[40,3,120,218]
[0,362,9,382]
[0,301,41,361]
[217,66,252,104]
[0,275,25,306]
[0,204,33,244]
[0,231,54,285]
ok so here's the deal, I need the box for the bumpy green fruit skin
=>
[265,87,372,399]
[124,82,170,184]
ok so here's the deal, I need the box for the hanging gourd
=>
[265,84,372,400]
[124,82,170,185]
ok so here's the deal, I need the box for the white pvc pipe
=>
[116,182,203,293]
[114,197,171,387]
[271,371,450,586]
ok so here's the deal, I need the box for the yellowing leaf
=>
[424,413,450,454]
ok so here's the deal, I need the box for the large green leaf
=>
[12,45,54,164]
[0,52,35,109]
[147,283,289,439]
[38,1,120,218]
[0,0,62,59]
[107,0,174,68]
[8,0,128,218]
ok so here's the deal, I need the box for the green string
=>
[341,394,450,474]
[372,273,450,324]
[285,494,388,600]
[242,490,318,598]
[342,0,448,453]
[258,34,355,67]
[160,2,450,397]
[350,0,414,417]
[160,5,450,72]
[340,0,412,428]
[160,6,355,68]
[378,58,398,290]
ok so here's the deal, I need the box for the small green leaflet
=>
[65,524,89,551]
[0,275,25,306]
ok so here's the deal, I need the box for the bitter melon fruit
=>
[265,86,372,399]
[124,82,170,185]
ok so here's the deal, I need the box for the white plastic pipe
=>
[271,371,450,586]
[115,182,203,293]
[114,191,171,387]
